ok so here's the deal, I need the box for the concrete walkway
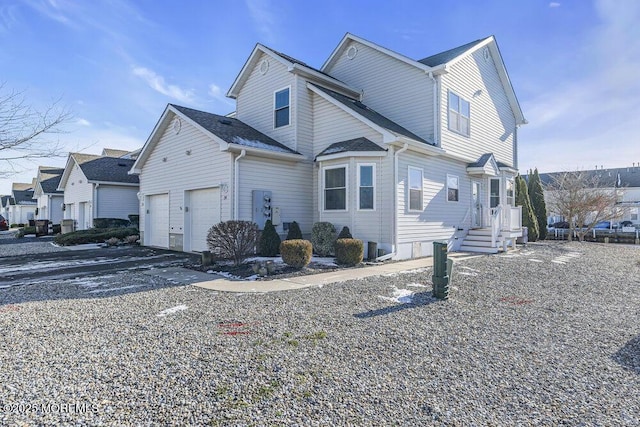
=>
[192,252,477,293]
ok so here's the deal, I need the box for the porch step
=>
[467,228,493,236]
[459,245,499,254]
[461,239,502,247]
[464,234,496,242]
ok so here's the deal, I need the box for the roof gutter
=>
[225,144,306,161]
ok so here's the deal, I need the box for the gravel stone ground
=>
[0,232,67,257]
[1,241,639,426]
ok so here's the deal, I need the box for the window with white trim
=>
[448,90,470,136]
[631,208,638,221]
[358,164,375,210]
[274,87,290,128]
[324,165,347,211]
[506,179,515,206]
[447,174,459,202]
[490,178,500,208]
[408,167,423,211]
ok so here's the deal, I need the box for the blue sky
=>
[1,0,638,194]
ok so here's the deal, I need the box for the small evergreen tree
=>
[527,168,548,240]
[337,226,353,239]
[515,175,539,242]
[259,220,281,256]
[286,221,303,240]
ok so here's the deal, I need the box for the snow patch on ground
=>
[157,305,188,317]
[378,286,415,304]
[406,283,428,288]
[529,259,544,263]
[87,285,145,294]
[210,271,259,281]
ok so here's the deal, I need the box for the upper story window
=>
[448,91,470,137]
[358,164,375,210]
[408,166,423,211]
[274,87,290,128]
[447,174,459,202]
[324,165,347,211]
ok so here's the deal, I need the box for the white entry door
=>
[147,194,169,248]
[187,188,220,252]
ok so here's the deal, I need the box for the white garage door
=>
[188,187,220,252]
[147,194,169,248]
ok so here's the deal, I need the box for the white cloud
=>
[132,66,194,104]
[548,2,561,7]
[76,118,91,126]
[245,0,277,43]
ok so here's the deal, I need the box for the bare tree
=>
[0,83,72,178]
[545,170,623,241]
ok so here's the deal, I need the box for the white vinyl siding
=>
[236,52,296,152]
[439,48,516,165]
[447,174,459,202]
[237,156,313,236]
[397,152,472,256]
[325,41,434,142]
[139,114,232,250]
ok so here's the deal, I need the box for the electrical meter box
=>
[252,190,272,229]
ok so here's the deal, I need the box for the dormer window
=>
[448,90,470,137]
[274,87,290,128]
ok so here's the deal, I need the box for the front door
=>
[471,181,481,228]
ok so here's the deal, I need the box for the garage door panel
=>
[188,188,220,252]
[148,194,169,248]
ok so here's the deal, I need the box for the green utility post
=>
[432,241,449,300]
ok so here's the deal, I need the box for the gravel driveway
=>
[1,241,639,425]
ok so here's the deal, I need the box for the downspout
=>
[377,142,409,261]
[427,71,439,145]
[93,183,100,229]
[233,149,246,220]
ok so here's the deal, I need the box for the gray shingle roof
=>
[316,137,386,158]
[2,195,12,207]
[13,189,35,204]
[73,154,139,184]
[530,167,640,189]
[171,104,299,155]
[310,85,431,145]
[418,38,487,67]
[37,167,64,194]
[467,153,494,168]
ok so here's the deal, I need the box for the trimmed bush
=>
[206,220,259,266]
[311,222,336,256]
[106,237,121,247]
[335,238,364,266]
[286,221,303,240]
[128,214,140,229]
[125,234,140,245]
[259,220,281,256]
[337,226,353,239]
[15,226,37,238]
[280,239,312,269]
[54,227,138,246]
[93,218,131,229]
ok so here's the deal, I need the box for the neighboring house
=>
[131,33,526,257]
[33,166,65,225]
[4,181,37,225]
[58,153,139,230]
[101,148,131,158]
[537,166,640,226]
[1,194,12,223]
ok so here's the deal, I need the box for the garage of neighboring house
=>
[146,193,169,248]
[185,187,220,252]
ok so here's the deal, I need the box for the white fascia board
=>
[224,143,305,162]
[315,151,387,162]
[227,44,294,99]
[88,181,139,187]
[322,33,435,74]
[395,137,445,157]
[307,83,395,142]
[130,105,174,175]
[291,65,361,99]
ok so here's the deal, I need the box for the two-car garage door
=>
[146,189,219,252]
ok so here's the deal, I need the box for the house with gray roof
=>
[58,153,139,230]
[33,166,65,225]
[131,33,526,256]
[4,181,37,225]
